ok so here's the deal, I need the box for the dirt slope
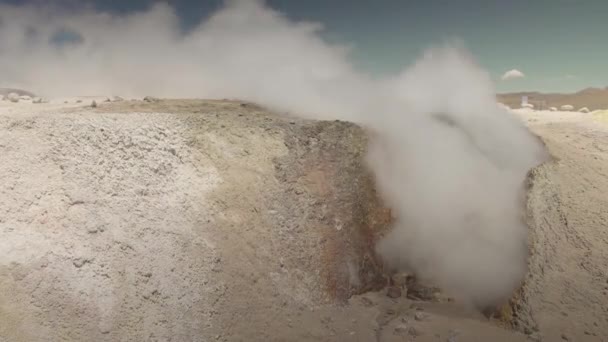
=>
[512,110,608,341]
[0,99,394,341]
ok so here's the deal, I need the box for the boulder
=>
[112,96,124,102]
[549,107,557,111]
[19,95,32,101]
[578,107,590,113]
[143,96,160,103]
[7,93,20,103]
[560,104,574,111]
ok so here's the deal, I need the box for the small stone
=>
[99,322,111,335]
[408,326,419,337]
[143,96,159,102]
[394,324,408,336]
[76,99,82,103]
[561,333,569,341]
[391,272,410,287]
[91,100,97,108]
[386,286,402,298]
[360,296,374,307]
[414,312,427,321]
[407,283,438,301]
[447,329,460,342]
[113,96,124,102]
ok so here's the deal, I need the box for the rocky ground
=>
[1,99,607,341]
[511,109,608,342]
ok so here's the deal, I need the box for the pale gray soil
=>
[1,100,606,341]
[0,99,392,342]
[512,110,608,342]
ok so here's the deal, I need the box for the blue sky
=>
[2,0,606,93]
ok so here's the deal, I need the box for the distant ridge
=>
[498,87,608,110]
[0,88,36,97]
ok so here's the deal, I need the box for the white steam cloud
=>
[372,49,548,307]
[0,1,548,307]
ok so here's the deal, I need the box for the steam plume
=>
[0,0,548,307]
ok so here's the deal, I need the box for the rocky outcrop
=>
[143,96,160,103]
[560,104,574,111]
[0,100,390,341]
[7,93,20,103]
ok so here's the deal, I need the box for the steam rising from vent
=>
[370,48,549,307]
[0,0,548,307]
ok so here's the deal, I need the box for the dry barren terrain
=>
[1,99,607,341]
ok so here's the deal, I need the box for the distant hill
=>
[0,88,36,97]
[497,87,608,110]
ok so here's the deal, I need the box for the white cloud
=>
[501,69,525,81]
